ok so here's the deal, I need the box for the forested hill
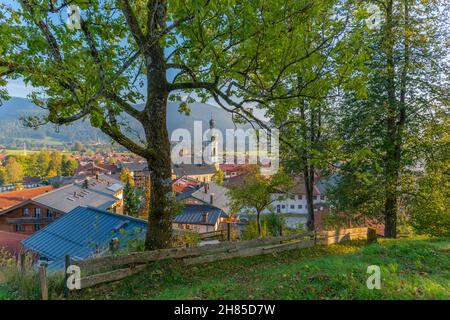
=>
[0,97,253,147]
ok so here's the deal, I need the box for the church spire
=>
[209,112,215,130]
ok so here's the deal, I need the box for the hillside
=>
[29,237,445,300]
[0,97,255,147]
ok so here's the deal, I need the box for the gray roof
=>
[316,175,341,194]
[120,162,148,172]
[31,177,123,213]
[172,163,217,177]
[174,204,228,226]
[189,182,231,214]
[22,206,146,270]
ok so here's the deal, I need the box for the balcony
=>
[6,217,57,225]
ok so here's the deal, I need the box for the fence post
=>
[367,228,377,244]
[64,255,71,297]
[19,253,26,277]
[39,263,48,300]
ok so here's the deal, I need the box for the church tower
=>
[209,113,219,165]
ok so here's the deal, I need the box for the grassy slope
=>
[71,237,449,300]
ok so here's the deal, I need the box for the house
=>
[0,185,54,212]
[0,176,123,234]
[171,177,201,194]
[22,206,147,270]
[219,164,256,179]
[75,162,120,176]
[177,181,231,215]
[119,162,148,188]
[22,176,43,188]
[171,163,218,182]
[270,180,325,215]
[173,204,229,233]
[0,231,28,257]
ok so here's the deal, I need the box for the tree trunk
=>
[383,0,399,238]
[299,97,315,231]
[256,210,262,238]
[304,166,315,231]
[143,37,173,249]
[144,104,173,249]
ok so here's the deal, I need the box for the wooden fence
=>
[37,227,374,299]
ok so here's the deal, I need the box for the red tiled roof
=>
[0,231,28,256]
[0,186,54,211]
[172,178,200,193]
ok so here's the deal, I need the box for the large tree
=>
[330,0,450,237]
[0,0,325,249]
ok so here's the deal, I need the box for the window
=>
[15,225,25,232]
[22,208,30,216]
[290,205,295,209]
[298,205,302,209]
[298,195,303,200]
[276,205,281,213]
[47,209,53,218]
[35,224,41,231]
[320,195,325,200]
[34,208,42,218]
[281,205,285,209]
[313,196,317,200]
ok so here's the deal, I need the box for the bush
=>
[242,220,268,240]
[264,213,285,236]
[0,251,67,300]
[408,170,450,237]
[171,231,201,247]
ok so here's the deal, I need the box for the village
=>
[0,116,343,271]
[0,0,448,306]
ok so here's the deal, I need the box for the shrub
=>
[264,213,285,236]
[242,220,268,240]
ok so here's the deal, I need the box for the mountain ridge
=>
[0,97,254,146]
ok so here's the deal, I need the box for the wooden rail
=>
[36,228,374,294]
[75,231,314,270]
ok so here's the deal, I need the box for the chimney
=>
[204,183,209,193]
[95,174,99,181]
[210,193,214,204]
[83,179,89,189]
[202,212,209,223]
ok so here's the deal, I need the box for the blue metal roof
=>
[22,206,147,269]
[174,204,228,226]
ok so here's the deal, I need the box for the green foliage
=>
[171,231,201,248]
[264,213,285,237]
[61,157,78,176]
[409,170,450,237]
[3,157,24,183]
[119,167,132,184]
[124,181,141,217]
[212,169,224,185]
[228,168,294,237]
[241,219,268,240]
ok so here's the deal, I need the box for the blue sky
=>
[6,78,34,98]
